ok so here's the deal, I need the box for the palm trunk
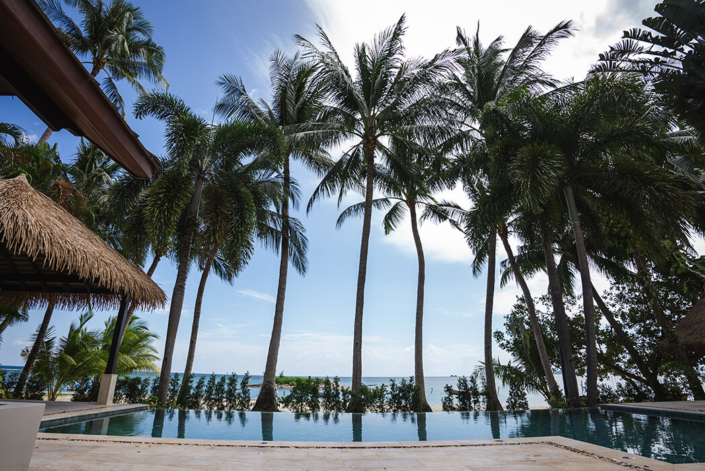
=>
[499,226,556,397]
[0,309,17,336]
[253,153,291,412]
[13,300,55,398]
[563,185,597,407]
[633,251,705,400]
[157,172,205,403]
[37,66,101,145]
[483,231,503,411]
[37,128,53,146]
[348,139,376,411]
[542,235,581,407]
[408,202,432,412]
[177,249,216,406]
[591,283,666,400]
[119,254,162,346]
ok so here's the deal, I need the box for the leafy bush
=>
[168,373,181,401]
[115,377,150,404]
[72,375,100,402]
[280,377,320,413]
[321,376,346,412]
[280,376,424,413]
[442,374,484,411]
[506,381,529,410]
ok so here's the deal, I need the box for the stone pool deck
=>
[601,401,705,422]
[29,435,700,470]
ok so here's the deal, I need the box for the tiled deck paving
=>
[29,435,700,470]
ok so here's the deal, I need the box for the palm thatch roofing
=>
[674,297,705,358]
[0,174,166,310]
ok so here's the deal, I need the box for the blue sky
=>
[0,0,661,377]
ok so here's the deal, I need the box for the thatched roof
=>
[673,297,705,358]
[0,174,166,310]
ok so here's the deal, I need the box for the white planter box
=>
[0,401,45,471]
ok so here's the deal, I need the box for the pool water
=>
[40,409,705,464]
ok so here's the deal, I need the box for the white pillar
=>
[96,374,117,406]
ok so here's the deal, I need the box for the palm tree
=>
[176,159,297,406]
[498,223,558,398]
[501,74,696,406]
[215,51,333,411]
[337,141,448,412]
[30,313,102,400]
[0,304,29,340]
[598,0,705,140]
[440,21,574,410]
[7,145,81,399]
[37,0,168,143]
[0,122,25,159]
[134,91,283,403]
[29,312,159,400]
[298,16,453,408]
[101,314,160,375]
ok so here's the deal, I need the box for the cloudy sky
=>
[0,0,664,377]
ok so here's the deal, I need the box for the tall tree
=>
[38,0,168,143]
[598,0,705,140]
[337,141,448,412]
[298,16,453,408]
[501,74,696,406]
[440,21,574,409]
[215,51,332,411]
[134,91,283,403]
[176,160,298,406]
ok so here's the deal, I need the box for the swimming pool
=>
[40,408,705,464]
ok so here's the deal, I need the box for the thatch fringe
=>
[672,297,705,358]
[0,175,166,310]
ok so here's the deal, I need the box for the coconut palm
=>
[500,73,696,406]
[0,123,25,160]
[297,15,453,407]
[133,90,283,403]
[215,51,333,411]
[7,146,82,399]
[598,0,705,139]
[37,0,168,143]
[441,21,575,410]
[176,160,303,406]
[337,140,449,412]
[101,314,160,375]
[0,305,29,342]
[28,312,159,400]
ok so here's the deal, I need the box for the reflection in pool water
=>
[41,408,705,464]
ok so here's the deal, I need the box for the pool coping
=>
[601,402,705,423]
[35,433,689,470]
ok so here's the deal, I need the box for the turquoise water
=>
[40,409,705,464]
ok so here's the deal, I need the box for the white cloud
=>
[150,307,192,317]
[199,322,258,340]
[381,187,473,263]
[11,339,31,348]
[21,132,39,144]
[236,289,276,303]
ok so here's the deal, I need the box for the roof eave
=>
[0,0,161,179]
